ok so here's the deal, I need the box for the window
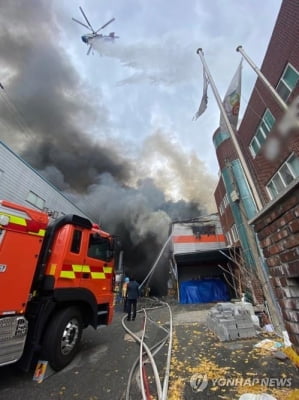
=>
[276,64,299,101]
[288,154,299,176]
[219,203,224,216]
[70,230,82,254]
[88,234,111,261]
[223,193,229,208]
[26,191,45,210]
[225,231,232,246]
[250,137,260,156]
[231,224,239,243]
[266,154,299,199]
[249,109,276,157]
[219,193,229,215]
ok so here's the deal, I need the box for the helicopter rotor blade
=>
[79,6,95,32]
[95,18,115,33]
[72,18,93,32]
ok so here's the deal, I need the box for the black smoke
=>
[0,0,214,294]
[0,1,131,191]
[68,175,204,292]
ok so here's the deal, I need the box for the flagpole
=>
[236,46,288,112]
[196,48,263,211]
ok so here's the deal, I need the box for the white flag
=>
[220,60,242,132]
[193,69,209,120]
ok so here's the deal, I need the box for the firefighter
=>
[126,276,140,321]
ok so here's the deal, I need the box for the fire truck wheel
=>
[42,307,83,371]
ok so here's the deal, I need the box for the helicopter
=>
[72,7,119,55]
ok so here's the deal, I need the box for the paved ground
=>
[0,300,298,400]
[0,304,138,400]
[167,302,299,400]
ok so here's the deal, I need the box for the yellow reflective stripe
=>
[82,265,90,273]
[72,265,91,273]
[1,212,46,237]
[49,264,56,275]
[91,272,105,279]
[28,229,46,237]
[59,265,111,279]
[60,271,76,279]
[7,215,27,226]
[72,265,83,272]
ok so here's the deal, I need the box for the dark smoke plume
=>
[0,1,216,293]
[0,1,131,191]
[67,173,205,290]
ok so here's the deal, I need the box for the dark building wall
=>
[214,178,224,207]
[213,0,299,344]
[214,0,299,212]
[237,0,299,204]
[252,182,299,349]
[260,0,299,87]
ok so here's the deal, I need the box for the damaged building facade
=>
[214,0,299,349]
[169,215,240,304]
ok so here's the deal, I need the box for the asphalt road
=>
[1,300,299,400]
[0,305,141,400]
[0,298,171,400]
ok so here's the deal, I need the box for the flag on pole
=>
[219,60,242,132]
[193,69,209,120]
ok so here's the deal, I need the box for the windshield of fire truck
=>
[87,233,112,261]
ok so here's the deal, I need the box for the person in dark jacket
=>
[126,277,140,321]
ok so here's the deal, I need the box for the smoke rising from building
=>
[0,0,217,288]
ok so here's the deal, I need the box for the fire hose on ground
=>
[121,298,173,400]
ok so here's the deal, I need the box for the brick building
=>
[214,0,299,348]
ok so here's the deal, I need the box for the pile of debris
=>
[206,302,257,341]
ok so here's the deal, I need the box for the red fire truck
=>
[0,200,117,371]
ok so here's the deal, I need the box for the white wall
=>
[0,141,90,219]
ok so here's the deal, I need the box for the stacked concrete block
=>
[206,302,256,341]
[235,311,257,338]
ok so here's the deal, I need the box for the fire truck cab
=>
[0,200,116,371]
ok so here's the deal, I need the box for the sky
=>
[0,0,283,276]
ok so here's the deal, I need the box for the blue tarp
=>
[179,278,230,304]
